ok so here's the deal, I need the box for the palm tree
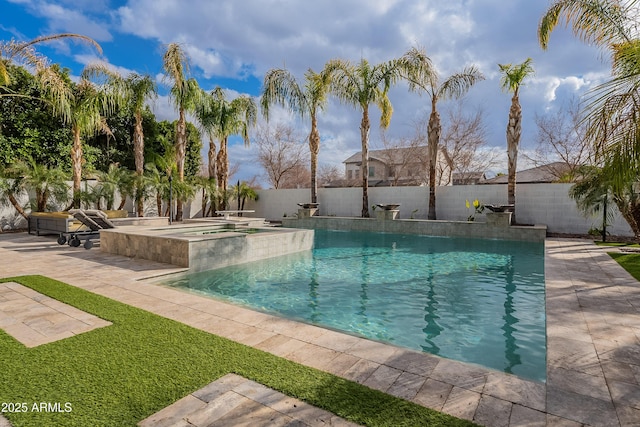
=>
[402,47,484,219]
[261,67,331,203]
[194,89,220,181]
[324,57,404,217]
[91,164,135,211]
[230,181,259,212]
[210,87,257,210]
[570,165,640,238]
[162,43,202,221]
[498,58,534,223]
[1,34,102,129]
[538,0,633,52]
[539,0,640,191]
[126,74,156,216]
[84,65,157,216]
[147,128,177,218]
[145,163,170,217]
[52,71,120,207]
[0,158,69,218]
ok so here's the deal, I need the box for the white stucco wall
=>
[3,183,633,236]
[245,184,634,236]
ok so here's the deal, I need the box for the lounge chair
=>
[57,209,115,250]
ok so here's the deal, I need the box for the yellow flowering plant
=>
[465,198,485,221]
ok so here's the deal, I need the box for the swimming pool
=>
[164,229,546,381]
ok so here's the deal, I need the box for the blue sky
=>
[1,0,611,186]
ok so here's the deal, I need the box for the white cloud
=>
[73,54,138,77]
[14,0,113,42]
[182,45,225,78]
[7,0,618,179]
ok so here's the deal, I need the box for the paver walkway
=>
[0,281,111,347]
[139,373,360,427]
[0,233,638,426]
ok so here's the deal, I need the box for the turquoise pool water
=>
[164,230,546,381]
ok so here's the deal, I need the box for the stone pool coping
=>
[100,222,314,272]
[0,233,638,426]
[284,216,548,242]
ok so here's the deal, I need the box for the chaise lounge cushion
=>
[28,212,84,235]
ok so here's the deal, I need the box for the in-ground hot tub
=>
[100,222,314,272]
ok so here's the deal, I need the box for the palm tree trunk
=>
[309,112,320,204]
[36,189,46,212]
[208,135,217,180]
[7,192,28,219]
[175,108,187,221]
[216,137,228,210]
[616,198,640,239]
[134,110,145,217]
[427,104,441,220]
[361,107,370,218]
[71,125,83,208]
[507,94,522,224]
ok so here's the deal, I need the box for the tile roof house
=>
[478,162,575,184]
[333,146,429,187]
[452,171,486,185]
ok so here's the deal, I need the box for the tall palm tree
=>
[402,47,484,219]
[84,65,157,216]
[194,89,221,181]
[54,71,120,207]
[498,58,534,223]
[539,0,640,190]
[162,43,202,221]
[147,126,178,218]
[193,90,222,216]
[2,35,111,209]
[538,0,640,237]
[210,87,257,210]
[261,67,331,203]
[127,74,156,215]
[324,57,404,217]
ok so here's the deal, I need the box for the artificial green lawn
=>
[0,275,476,427]
[609,252,640,281]
[596,241,640,248]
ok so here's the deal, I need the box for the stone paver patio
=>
[0,232,638,426]
[0,281,111,347]
[139,373,360,427]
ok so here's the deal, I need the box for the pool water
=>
[164,230,546,381]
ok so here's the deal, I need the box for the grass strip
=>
[608,252,640,281]
[0,275,476,427]
[596,241,640,248]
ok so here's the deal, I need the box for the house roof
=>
[452,171,486,180]
[323,177,424,188]
[343,147,427,165]
[479,162,573,184]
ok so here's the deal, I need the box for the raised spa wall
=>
[100,223,314,272]
[282,214,547,242]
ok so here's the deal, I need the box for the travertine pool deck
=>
[0,281,111,347]
[0,233,638,426]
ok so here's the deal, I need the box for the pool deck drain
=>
[0,233,638,426]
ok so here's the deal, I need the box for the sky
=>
[0,0,612,186]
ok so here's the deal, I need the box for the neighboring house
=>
[452,171,486,185]
[337,146,429,187]
[478,162,576,184]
